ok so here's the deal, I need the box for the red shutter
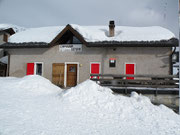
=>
[126,64,135,80]
[91,63,100,79]
[27,63,34,75]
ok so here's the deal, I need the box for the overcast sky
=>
[0,0,178,37]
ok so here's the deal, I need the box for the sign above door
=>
[59,44,82,52]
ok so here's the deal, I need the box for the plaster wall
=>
[7,45,172,84]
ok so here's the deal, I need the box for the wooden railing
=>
[90,74,179,89]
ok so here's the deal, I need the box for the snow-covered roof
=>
[71,24,175,42]
[9,26,65,43]
[8,24,175,44]
[0,24,25,33]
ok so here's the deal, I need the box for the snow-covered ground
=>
[0,75,180,135]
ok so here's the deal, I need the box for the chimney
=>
[109,20,115,37]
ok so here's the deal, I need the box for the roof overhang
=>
[86,38,178,47]
[0,42,49,48]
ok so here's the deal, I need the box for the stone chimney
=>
[109,20,115,37]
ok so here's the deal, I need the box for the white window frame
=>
[34,62,44,76]
[64,62,79,87]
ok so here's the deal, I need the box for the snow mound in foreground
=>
[62,80,173,114]
[0,75,61,95]
[0,77,180,135]
[61,80,180,132]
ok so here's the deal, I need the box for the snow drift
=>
[0,75,61,95]
[0,76,180,135]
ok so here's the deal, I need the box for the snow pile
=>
[71,24,175,42]
[9,26,65,43]
[0,24,26,33]
[0,75,61,95]
[61,80,180,135]
[0,76,180,135]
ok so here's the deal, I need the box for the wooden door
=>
[90,63,100,79]
[125,64,135,80]
[52,63,65,87]
[67,64,77,87]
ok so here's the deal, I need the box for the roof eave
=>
[0,42,50,49]
[86,38,178,47]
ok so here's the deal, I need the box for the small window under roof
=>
[65,35,81,44]
[73,36,81,44]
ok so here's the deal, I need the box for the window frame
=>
[34,62,44,76]
[109,59,116,68]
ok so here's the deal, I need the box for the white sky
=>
[0,0,178,37]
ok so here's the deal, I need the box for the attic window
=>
[3,34,8,42]
[73,36,81,44]
[65,36,81,44]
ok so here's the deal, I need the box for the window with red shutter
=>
[125,63,135,80]
[90,63,100,79]
[27,63,34,75]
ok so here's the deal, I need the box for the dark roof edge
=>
[86,38,178,47]
[0,42,49,48]
[0,38,178,49]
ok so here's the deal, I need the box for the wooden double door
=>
[66,64,77,87]
[52,63,77,87]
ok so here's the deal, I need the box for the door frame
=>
[124,62,136,76]
[64,62,79,87]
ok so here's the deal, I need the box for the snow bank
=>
[0,75,61,95]
[0,76,180,135]
[71,24,175,42]
[9,26,65,43]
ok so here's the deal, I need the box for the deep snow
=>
[0,75,180,135]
